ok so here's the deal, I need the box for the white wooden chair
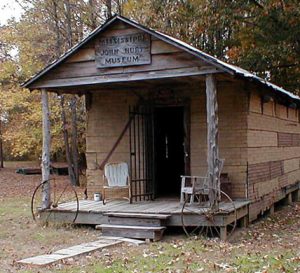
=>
[102,162,131,205]
[180,159,225,204]
[180,176,209,204]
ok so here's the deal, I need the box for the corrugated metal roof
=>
[22,15,300,103]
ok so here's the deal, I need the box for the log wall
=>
[85,82,248,200]
[190,83,248,199]
[247,91,300,221]
[86,90,137,198]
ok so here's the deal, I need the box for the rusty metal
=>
[31,178,79,224]
[129,105,154,202]
[181,187,237,240]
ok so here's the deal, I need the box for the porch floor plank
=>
[91,201,124,212]
[57,200,249,214]
[57,200,84,210]
[46,199,250,227]
[54,200,250,215]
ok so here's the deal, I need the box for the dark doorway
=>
[154,107,185,197]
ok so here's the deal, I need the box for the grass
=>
[46,237,300,273]
[232,252,300,273]
[1,168,300,273]
[1,193,300,273]
[57,239,208,273]
[0,193,99,272]
[0,196,31,216]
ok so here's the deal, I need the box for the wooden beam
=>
[293,189,300,202]
[29,66,220,90]
[220,226,227,241]
[205,74,219,209]
[285,193,293,205]
[41,89,51,209]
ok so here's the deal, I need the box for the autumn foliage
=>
[0,0,299,160]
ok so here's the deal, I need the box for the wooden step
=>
[105,212,171,227]
[108,216,163,227]
[99,224,166,241]
[104,212,171,219]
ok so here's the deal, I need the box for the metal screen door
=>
[129,105,154,202]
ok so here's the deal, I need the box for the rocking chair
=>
[102,162,131,205]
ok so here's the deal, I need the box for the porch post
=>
[205,74,219,209]
[41,89,51,209]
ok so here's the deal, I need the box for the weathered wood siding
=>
[85,82,248,200]
[247,91,300,221]
[29,21,217,89]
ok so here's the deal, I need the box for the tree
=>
[106,0,112,18]
[0,1,85,161]
[123,0,300,93]
[228,0,300,92]
[0,119,4,168]
[1,0,298,166]
[123,0,234,59]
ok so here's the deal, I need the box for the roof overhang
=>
[21,15,300,105]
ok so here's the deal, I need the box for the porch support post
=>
[205,74,219,209]
[41,89,51,209]
[220,226,227,241]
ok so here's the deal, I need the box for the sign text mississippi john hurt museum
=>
[95,32,151,68]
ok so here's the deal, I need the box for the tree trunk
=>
[116,0,122,15]
[64,0,73,47]
[0,119,3,168]
[63,0,79,186]
[52,0,62,56]
[41,89,51,209]
[70,96,79,186]
[106,0,112,18]
[89,0,97,29]
[60,95,76,186]
[205,74,219,209]
[52,0,76,186]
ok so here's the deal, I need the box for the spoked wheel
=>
[31,178,79,224]
[181,188,237,240]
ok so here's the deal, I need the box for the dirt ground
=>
[0,163,299,273]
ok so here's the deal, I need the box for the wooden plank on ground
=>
[17,237,123,267]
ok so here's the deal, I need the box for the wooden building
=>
[23,16,300,239]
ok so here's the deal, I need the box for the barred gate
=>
[129,105,155,202]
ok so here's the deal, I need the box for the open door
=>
[154,106,186,198]
[129,103,190,201]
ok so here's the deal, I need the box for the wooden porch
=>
[43,199,250,240]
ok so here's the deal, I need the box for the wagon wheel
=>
[31,178,79,224]
[181,188,237,240]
